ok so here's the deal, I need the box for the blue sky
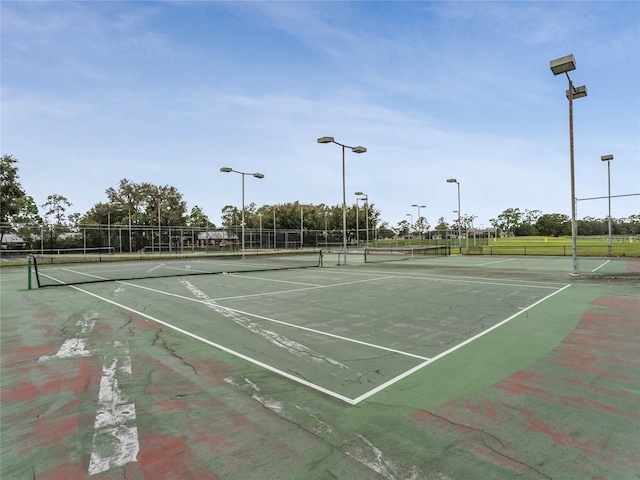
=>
[2,1,639,229]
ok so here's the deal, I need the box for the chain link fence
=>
[2,224,638,276]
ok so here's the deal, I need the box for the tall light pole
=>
[300,204,305,249]
[406,213,413,240]
[220,167,265,259]
[550,54,588,276]
[155,195,177,253]
[355,192,369,245]
[317,137,367,264]
[272,205,277,250]
[355,197,361,245]
[601,154,614,257]
[108,203,123,254]
[412,204,426,241]
[447,179,461,251]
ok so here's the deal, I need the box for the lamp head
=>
[566,85,588,99]
[355,191,364,196]
[352,146,367,154]
[253,173,265,179]
[601,154,614,162]
[550,54,576,76]
[220,167,233,173]
[317,136,334,144]
[446,178,458,183]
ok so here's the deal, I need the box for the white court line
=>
[350,283,572,404]
[67,285,357,405]
[476,258,516,266]
[313,265,568,288]
[54,269,572,405]
[591,259,611,272]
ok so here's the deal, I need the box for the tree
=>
[515,209,542,236]
[396,219,410,238]
[1,154,27,241]
[414,217,430,239]
[490,208,522,237]
[186,206,215,228]
[536,213,570,237]
[42,194,72,226]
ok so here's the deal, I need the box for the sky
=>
[2,1,639,230]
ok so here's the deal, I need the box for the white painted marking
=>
[76,312,98,333]
[88,344,139,475]
[476,258,516,266]
[38,338,92,362]
[591,259,611,272]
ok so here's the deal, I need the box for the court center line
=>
[67,284,357,405]
[475,258,516,266]
[116,280,430,361]
[350,283,573,405]
[316,266,567,289]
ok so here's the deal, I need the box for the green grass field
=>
[375,235,640,257]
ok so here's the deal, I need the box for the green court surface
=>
[1,253,639,479]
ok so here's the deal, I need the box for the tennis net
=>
[31,251,323,287]
[364,245,450,263]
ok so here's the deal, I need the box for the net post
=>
[27,254,32,290]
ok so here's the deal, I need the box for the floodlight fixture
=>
[566,85,587,100]
[550,54,576,76]
[220,167,233,173]
[317,136,334,144]
[601,154,614,162]
[446,178,458,183]
[352,146,367,154]
[253,173,265,179]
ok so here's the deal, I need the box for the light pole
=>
[355,197,361,245]
[447,179,461,251]
[155,195,178,253]
[406,213,413,240]
[300,204,304,249]
[317,137,367,264]
[220,167,265,258]
[108,203,123,254]
[550,54,588,276]
[272,205,277,250]
[412,204,426,242]
[355,192,369,246]
[601,154,614,257]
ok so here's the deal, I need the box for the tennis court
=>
[1,252,638,479]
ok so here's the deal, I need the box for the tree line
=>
[2,154,639,246]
